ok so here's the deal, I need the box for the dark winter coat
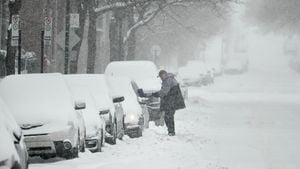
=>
[159,74,186,111]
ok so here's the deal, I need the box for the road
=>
[30,67,300,169]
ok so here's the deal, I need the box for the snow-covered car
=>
[105,61,164,126]
[67,85,107,153]
[206,63,223,77]
[177,66,202,87]
[64,74,125,145]
[224,59,248,74]
[187,60,214,86]
[0,74,86,159]
[107,76,149,138]
[0,98,28,169]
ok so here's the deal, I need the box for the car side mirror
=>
[99,109,110,115]
[112,96,125,103]
[137,89,145,97]
[75,101,86,110]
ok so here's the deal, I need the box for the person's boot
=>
[168,132,175,136]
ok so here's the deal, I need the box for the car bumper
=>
[24,134,76,158]
[124,124,141,135]
[85,137,100,152]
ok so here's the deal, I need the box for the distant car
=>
[105,61,164,126]
[0,74,86,159]
[206,63,223,77]
[177,66,202,87]
[67,86,107,152]
[64,74,125,145]
[107,76,149,138]
[186,60,214,86]
[225,59,248,74]
[0,98,28,169]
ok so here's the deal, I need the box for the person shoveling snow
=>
[139,70,186,136]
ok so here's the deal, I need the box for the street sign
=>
[44,16,53,46]
[70,13,79,28]
[11,15,19,47]
[56,29,80,50]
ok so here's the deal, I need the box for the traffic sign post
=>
[44,16,52,46]
[11,15,19,47]
[41,31,44,73]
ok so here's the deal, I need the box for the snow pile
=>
[64,74,115,112]
[0,74,75,126]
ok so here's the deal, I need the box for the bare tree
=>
[245,0,300,34]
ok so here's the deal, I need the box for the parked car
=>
[107,76,149,138]
[67,85,107,153]
[224,59,248,74]
[0,98,28,169]
[206,63,223,77]
[0,74,86,159]
[64,74,125,145]
[177,66,202,87]
[105,61,164,126]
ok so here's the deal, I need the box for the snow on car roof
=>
[105,61,158,81]
[105,61,161,92]
[106,76,142,115]
[64,74,114,112]
[0,73,75,125]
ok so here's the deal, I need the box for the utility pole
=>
[64,0,70,74]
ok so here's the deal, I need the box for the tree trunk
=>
[70,0,87,74]
[86,1,96,73]
[126,7,136,60]
[109,10,125,61]
[1,0,7,50]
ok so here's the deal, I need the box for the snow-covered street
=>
[29,63,300,169]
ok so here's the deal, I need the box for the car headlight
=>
[129,114,136,121]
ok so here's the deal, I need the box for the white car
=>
[67,85,107,152]
[107,76,149,138]
[0,98,28,169]
[64,74,125,145]
[105,61,164,126]
[0,74,86,159]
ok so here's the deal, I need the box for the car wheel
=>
[79,131,85,153]
[111,120,117,144]
[11,161,21,169]
[137,127,143,137]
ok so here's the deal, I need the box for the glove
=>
[152,92,160,97]
[137,89,146,97]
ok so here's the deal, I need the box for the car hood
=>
[21,122,70,135]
